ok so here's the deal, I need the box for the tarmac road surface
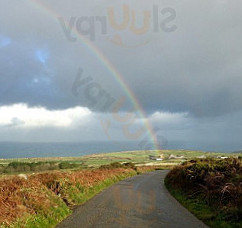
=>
[56,170,208,228]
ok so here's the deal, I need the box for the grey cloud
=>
[1,0,241,116]
[0,0,242,150]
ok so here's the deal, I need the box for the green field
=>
[0,150,241,175]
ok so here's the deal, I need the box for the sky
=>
[0,0,242,152]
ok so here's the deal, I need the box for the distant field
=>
[0,150,241,227]
[0,150,241,176]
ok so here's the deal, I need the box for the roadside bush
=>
[166,158,242,225]
[2,162,60,173]
[58,162,81,170]
[99,162,136,170]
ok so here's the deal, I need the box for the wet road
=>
[56,170,208,228]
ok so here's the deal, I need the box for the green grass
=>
[10,202,71,228]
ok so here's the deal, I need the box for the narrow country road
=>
[56,170,208,228]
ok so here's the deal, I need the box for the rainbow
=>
[26,0,160,150]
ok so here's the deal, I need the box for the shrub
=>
[99,162,136,170]
[2,162,60,173]
[58,162,81,170]
[166,158,242,223]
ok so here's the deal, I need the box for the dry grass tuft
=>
[166,158,242,223]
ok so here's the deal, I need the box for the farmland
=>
[1,149,240,175]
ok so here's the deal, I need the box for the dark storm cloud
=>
[0,0,242,118]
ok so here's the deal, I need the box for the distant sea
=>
[0,141,241,159]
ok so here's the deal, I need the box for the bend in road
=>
[56,170,208,228]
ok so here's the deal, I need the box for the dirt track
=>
[56,170,208,228]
